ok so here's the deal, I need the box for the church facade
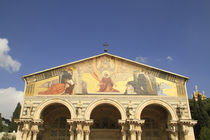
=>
[16,53,197,140]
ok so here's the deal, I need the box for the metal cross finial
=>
[104,42,109,52]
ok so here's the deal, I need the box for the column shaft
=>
[81,131,84,140]
[77,132,82,140]
[170,133,178,140]
[130,131,136,140]
[121,132,126,140]
[31,125,39,140]
[32,133,37,140]
[16,125,22,140]
[137,132,141,140]
[27,131,32,140]
[70,131,74,140]
[23,132,28,140]
[85,132,90,140]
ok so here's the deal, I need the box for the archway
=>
[141,104,171,140]
[37,103,71,140]
[90,104,121,140]
[85,99,126,120]
[34,98,76,120]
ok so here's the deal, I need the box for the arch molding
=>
[135,99,178,121]
[33,98,76,119]
[85,98,126,120]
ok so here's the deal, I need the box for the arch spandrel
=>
[135,99,178,121]
[33,98,76,119]
[85,98,126,120]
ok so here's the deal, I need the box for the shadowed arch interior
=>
[141,104,171,140]
[38,103,71,140]
[90,103,121,129]
[90,103,121,140]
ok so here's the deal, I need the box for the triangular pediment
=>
[23,53,188,97]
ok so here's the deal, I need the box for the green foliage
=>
[189,96,210,140]
[1,133,16,140]
[1,118,11,132]
[0,113,3,132]
[197,95,210,128]
[192,96,201,138]
[202,98,210,116]
[9,103,21,132]
[199,127,210,140]
[2,125,9,132]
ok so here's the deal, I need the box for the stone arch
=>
[33,98,76,119]
[135,99,178,121]
[85,98,126,120]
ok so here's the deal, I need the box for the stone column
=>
[32,131,39,140]
[183,125,189,140]
[84,130,90,140]
[83,120,93,140]
[15,121,22,140]
[31,119,43,140]
[76,123,83,140]
[31,125,39,140]
[22,123,30,140]
[22,130,28,140]
[126,102,145,140]
[127,120,137,140]
[136,130,142,140]
[70,130,75,140]
[179,120,197,140]
[22,129,29,140]
[67,119,75,140]
[81,131,84,140]
[15,118,33,140]
[74,101,85,140]
[121,131,127,140]
[170,133,178,140]
[76,129,82,140]
[167,120,178,140]
[136,120,144,140]
[130,130,136,140]
[27,131,32,140]
[127,119,145,140]
[118,120,127,140]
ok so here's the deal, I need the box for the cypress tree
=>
[199,127,210,140]
[0,113,3,132]
[192,95,200,139]
[192,95,198,120]
[203,98,210,117]
[197,94,210,128]
[9,102,21,132]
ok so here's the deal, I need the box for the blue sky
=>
[0,0,210,119]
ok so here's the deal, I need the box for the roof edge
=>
[22,52,189,80]
[106,53,189,80]
[22,53,108,79]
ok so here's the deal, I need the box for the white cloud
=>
[0,87,24,119]
[166,56,173,61]
[135,56,148,63]
[0,38,21,72]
